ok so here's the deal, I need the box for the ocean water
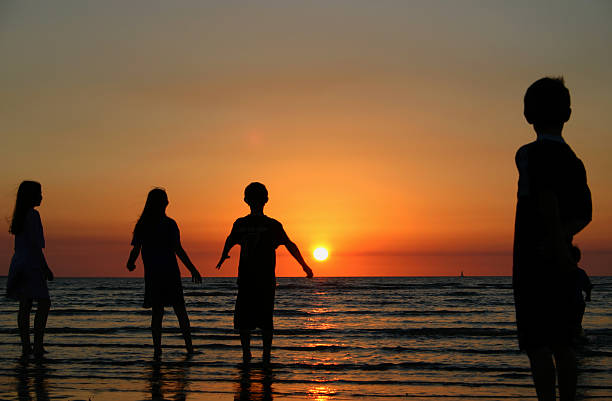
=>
[0,276,610,400]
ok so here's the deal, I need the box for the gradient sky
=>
[1,1,611,277]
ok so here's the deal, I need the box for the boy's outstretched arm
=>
[285,240,313,278]
[126,244,141,272]
[216,236,235,270]
[176,244,202,284]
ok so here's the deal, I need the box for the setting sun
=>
[313,247,329,261]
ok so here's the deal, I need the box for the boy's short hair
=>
[244,182,268,206]
[524,77,571,125]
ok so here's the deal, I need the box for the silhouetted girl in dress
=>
[126,188,202,358]
[7,181,54,358]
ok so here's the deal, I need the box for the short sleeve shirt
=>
[228,215,289,283]
[29,209,45,249]
[131,217,180,271]
[513,136,592,284]
[14,209,45,256]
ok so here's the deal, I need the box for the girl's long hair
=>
[134,188,168,239]
[10,181,42,235]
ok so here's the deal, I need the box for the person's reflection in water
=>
[16,359,50,401]
[235,365,274,401]
[147,358,190,401]
[149,361,163,401]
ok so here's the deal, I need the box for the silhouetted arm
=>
[31,210,53,280]
[564,219,591,239]
[537,189,575,273]
[176,244,202,284]
[33,232,53,280]
[584,275,593,302]
[126,244,141,272]
[563,158,592,237]
[41,252,54,281]
[216,236,236,270]
[284,240,313,278]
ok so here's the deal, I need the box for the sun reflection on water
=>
[307,385,337,400]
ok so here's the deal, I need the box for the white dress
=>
[6,209,49,300]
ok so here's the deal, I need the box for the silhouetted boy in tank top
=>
[216,182,313,364]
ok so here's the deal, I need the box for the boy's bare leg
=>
[527,347,556,401]
[18,299,33,356]
[554,347,576,401]
[262,330,273,364]
[239,330,251,363]
[173,303,194,354]
[33,298,50,357]
[151,306,164,358]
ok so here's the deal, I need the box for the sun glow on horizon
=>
[313,247,329,262]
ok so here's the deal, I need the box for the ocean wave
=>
[186,301,218,307]
[380,346,521,355]
[444,291,481,297]
[184,291,234,297]
[273,327,518,338]
[0,326,517,337]
[275,283,512,292]
[2,324,608,339]
[0,340,522,355]
[50,308,150,316]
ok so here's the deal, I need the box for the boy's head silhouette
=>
[524,77,571,129]
[244,182,268,209]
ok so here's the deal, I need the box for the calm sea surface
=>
[0,277,610,400]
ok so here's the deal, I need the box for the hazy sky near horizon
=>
[1,1,611,276]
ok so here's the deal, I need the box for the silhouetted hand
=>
[216,255,229,270]
[45,268,54,281]
[192,270,202,284]
[303,265,313,278]
[127,261,136,272]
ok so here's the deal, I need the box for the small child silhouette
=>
[570,245,593,339]
[216,182,313,364]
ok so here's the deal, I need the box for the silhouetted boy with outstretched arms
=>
[513,77,591,401]
[216,182,313,364]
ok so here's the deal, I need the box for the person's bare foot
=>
[32,346,47,359]
[21,345,32,359]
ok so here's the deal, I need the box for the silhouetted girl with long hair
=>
[126,188,202,358]
[7,180,54,358]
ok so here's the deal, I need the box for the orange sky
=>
[1,2,611,276]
